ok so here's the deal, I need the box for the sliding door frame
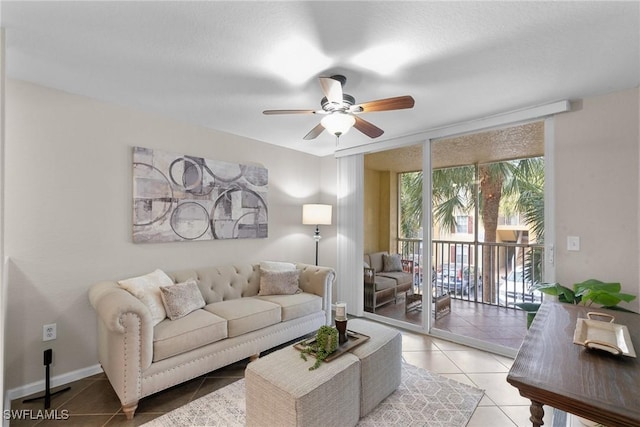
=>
[335,101,567,355]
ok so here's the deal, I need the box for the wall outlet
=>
[43,323,57,341]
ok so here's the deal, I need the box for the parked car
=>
[497,268,542,307]
[436,263,481,295]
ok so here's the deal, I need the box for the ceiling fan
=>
[263,75,415,140]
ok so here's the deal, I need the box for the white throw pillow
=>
[118,269,174,325]
[259,261,297,272]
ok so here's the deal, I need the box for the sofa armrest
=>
[296,263,335,325]
[364,267,375,286]
[89,282,151,331]
[88,281,154,372]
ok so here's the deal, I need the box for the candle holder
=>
[335,319,348,344]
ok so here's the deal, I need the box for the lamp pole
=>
[302,204,332,267]
[313,225,321,265]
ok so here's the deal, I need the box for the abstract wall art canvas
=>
[132,146,268,243]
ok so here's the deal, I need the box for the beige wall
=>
[554,87,639,311]
[4,80,336,391]
[363,168,396,254]
[378,171,392,252]
[387,171,398,251]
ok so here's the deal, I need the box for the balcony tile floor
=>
[9,325,555,427]
[375,294,530,350]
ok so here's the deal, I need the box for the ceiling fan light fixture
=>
[321,112,355,136]
[264,75,413,140]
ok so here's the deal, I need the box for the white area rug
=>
[143,362,484,427]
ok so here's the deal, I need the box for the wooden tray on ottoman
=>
[294,330,370,362]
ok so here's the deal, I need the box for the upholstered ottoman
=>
[245,346,361,427]
[348,318,402,417]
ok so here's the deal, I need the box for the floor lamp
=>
[302,204,332,266]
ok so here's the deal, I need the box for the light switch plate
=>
[567,236,580,251]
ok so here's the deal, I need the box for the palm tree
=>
[400,157,544,303]
[508,159,545,285]
[400,172,425,238]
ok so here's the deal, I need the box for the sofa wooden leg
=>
[122,402,138,420]
[250,353,260,361]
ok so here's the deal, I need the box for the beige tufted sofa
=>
[88,262,334,419]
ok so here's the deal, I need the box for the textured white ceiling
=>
[2,1,639,157]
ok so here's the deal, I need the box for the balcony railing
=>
[398,238,545,308]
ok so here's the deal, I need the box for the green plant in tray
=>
[299,325,339,370]
[516,279,636,328]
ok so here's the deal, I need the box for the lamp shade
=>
[302,204,332,225]
[320,113,355,136]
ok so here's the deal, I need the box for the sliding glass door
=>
[360,121,547,352]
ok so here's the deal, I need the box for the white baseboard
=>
[5,363,103,403]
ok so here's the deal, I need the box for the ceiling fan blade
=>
[303,123,325,140]
[355,95,415,113]
[319,77,343,104]
[354,116,384,138]
[263,109,316,115]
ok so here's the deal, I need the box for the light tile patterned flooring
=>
[10,328,554,426]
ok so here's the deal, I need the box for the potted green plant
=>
[516,279,637,328]
[299,325,339,370]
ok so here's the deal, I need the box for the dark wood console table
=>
[507,302,640,427]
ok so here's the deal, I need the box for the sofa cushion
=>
[258,269,301,296]
[118,269,175,326]
[204,299,281,338]
[382,253,403,272]
[367,252,387,273]
[160,279,206,320]
[374,275,397,291]
[153,309,227,362]
[255,292,322,321]
[377,271,413,288]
